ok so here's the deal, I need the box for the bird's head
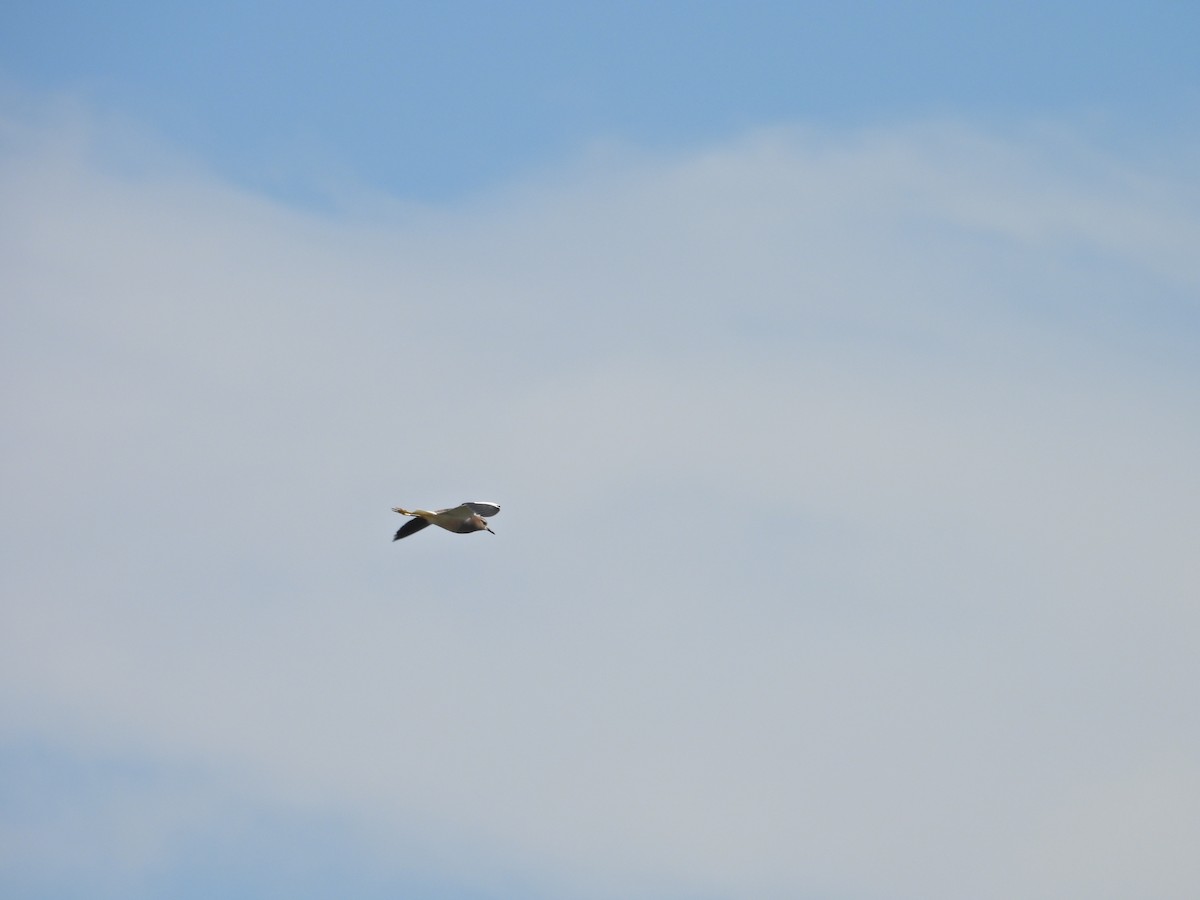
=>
[468,513,494,534]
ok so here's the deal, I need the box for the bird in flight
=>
[391,501,501,541]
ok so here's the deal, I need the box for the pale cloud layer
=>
[2,105,1199,899]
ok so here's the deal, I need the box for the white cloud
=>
[2,103,1198,899]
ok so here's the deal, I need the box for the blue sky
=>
[3,1,1197,200]
[3,4,1200,900]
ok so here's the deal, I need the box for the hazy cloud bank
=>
[3,104,1198,899]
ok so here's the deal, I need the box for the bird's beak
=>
[486,527,495,534]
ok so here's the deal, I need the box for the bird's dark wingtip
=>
[393,517,432,541]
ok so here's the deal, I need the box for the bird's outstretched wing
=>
[393,517,432,541]
[460,501,500,518]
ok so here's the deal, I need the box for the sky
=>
[2,2,1199,899]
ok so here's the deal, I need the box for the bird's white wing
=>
[461,501,500,517]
